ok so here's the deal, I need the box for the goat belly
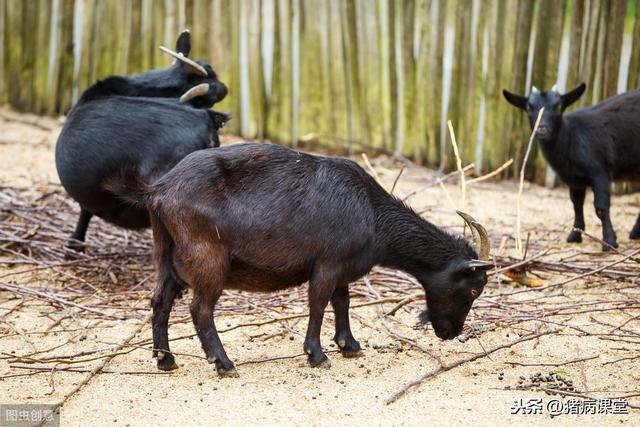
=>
[225,259,308,292]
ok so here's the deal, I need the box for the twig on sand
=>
[0,282,123,320]
[467,158,514,184]
[385,292,422,316]
[361,153,382,185]
[384,330,555,404]
[574,227,640,263]
[401,165,474,201]
[489,246,551,276]
[37,313,152,427]
[390,165,406,195]
[501,247,640,296]
[505,355,598,367]
[516,108,544,255]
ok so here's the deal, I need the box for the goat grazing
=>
[116,143,493,376]
[503,83,640,250]
[55,30,228,250]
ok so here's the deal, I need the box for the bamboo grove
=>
[1,0,639,182]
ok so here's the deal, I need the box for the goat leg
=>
[330,285,361,357]
[151,276,182,371]
[190,289,237,377]
[592,178,618,251]
[566,188,585,243]
[304,270,335,368]
[630,214,640,240]
[66,207,93,254]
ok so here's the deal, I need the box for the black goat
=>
[55,31,228,250]
[116,143,493,376]
[503,83,640,251]
[56,96,228,249]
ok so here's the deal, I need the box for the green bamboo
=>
[628,0,640,89]
[601,0,628,98]
[0,0,636,184]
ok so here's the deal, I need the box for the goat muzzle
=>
[159,45,208,77]
[456,210,491,261]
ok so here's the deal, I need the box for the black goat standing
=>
[503,83,640,251]
[55,31,228,251]
[114,143,494,376]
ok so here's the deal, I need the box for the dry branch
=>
[385,330,556,404]
[516,108,544,255]
[37,313,151,427]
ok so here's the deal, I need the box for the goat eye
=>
[470,288,479,298]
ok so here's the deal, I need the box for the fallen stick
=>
[516,108,544,255]
[0,282,123,319]
[574,228,640,263]
[390,165,405,195]
[501,247,640,296]
[504,355,598,367]
[401,164,474,201]
[361,153,382,185]
[37,313,152,427]
[6,364,171,376]
[384,330,555,404]
[467,158,514,184]
[489,247,551,276]
[385,292,422,316]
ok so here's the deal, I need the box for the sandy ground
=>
[0,107,639,426]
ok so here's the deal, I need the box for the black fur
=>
[121,143,490,373]
[55,31,228,250]
[503,83,640,250]
[56,97,227,231]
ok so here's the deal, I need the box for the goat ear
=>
[176,30,192,57]
[561,83,586,108]
[502,89,528,110]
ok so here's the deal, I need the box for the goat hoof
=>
[309,356,331,369]
[217,367,239,378]
[65,239,86,253]
[566,231,582,243]
[157,355,179,371]
[335,337,362,357]
[602,243,618,252]
[341,349,363,358]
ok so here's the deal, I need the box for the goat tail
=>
[102,165,154,208]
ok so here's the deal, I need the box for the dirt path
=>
[0,108,638,426]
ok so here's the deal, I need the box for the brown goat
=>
[119,143,493,376]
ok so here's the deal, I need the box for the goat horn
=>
[456,211,491,261]
[159,45,208,77]
[531,86,539,93]
[179,83,210,103]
